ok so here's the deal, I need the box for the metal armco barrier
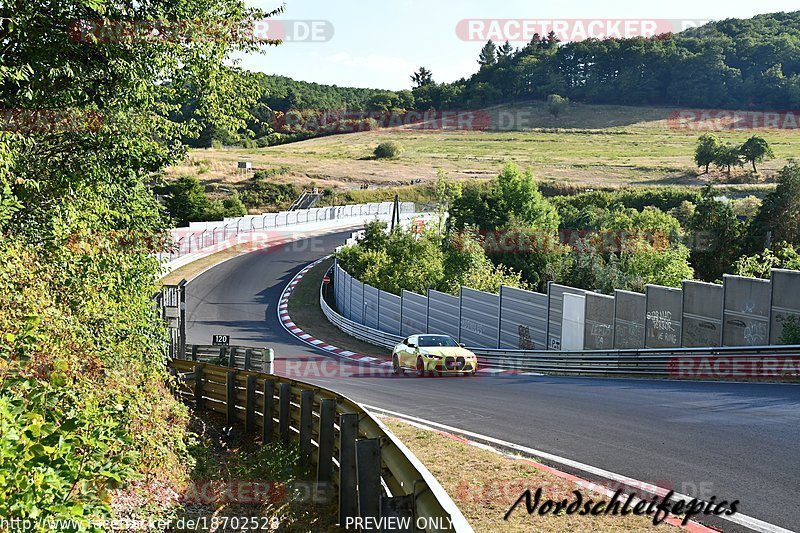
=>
[182,344,275,373]
[168,358,472,532]
[322,277,800,379]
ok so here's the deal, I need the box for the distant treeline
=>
[419,11,800,110]
[189,11,800,147]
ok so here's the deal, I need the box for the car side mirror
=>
[408,343,416,349]
[459,343,466,348]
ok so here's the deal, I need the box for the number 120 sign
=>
[212,335,230,346]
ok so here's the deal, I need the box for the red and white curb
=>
[277,258,541,376]
[277,257,395,369]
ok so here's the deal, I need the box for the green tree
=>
[688,186,745,281]
[0,0,282,523]
[547,94,569,119]
[714,144,744,174]
[160,176,211,226]
[739,135,774,173]
[491,164,560,230]
[694,134,722,174]
[750,163,800,248]
[478,40,498,67]
[410,67,434,88]
[733,243,800,279]
[498,41,515,61]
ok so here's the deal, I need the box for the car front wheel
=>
[392,355,404,375]
[416,357,426,377]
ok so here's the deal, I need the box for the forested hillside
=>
[193,12,800,148]
[435,11,800,109]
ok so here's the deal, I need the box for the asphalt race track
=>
[185,230,800,532]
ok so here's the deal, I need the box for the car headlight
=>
[426,354,443,360]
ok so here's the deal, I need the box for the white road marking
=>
[361,404,794,533]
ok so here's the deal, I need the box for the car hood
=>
[419,347,475,358]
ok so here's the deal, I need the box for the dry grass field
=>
[165,101,799,194]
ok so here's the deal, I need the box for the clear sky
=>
[238,0,800,90]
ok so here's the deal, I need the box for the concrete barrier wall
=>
[427,290,461,340]
[645,285,683,349]
[498,285,548,350]
[401,290,429,336]
[770,269,800,344]
[363,284,380,330]
[614,290,646,349]
[584,292,615,350]
[548,283,587,351]
[350,279,364,325]
[459,287,500,349]
[561,293,586,351]
[681,281,723,347]
[722,275,771,346]
[378,290,402,336]
[332,264,800,350]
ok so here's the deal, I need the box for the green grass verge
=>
[287,258,391,357]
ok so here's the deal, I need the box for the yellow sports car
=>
[392,334,478,377]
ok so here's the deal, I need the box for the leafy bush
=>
[336,221,526,296]
[374,141,403,159]
[239,181,298,210]
[780,315,800,345]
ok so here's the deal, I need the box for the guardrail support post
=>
[299,390,314,466]
[263,348,275,374]
[226,370,237,427]
[191,345,198,361]
[244,349,252,371]
[193,364,204,409]
[316,399,336,484]
[245,375,257,433]
[279,383,291,442]
[338,413,359,525]
[262,380,275,443]
[356,439,382,530]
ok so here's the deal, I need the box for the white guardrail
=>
[160,202,416,270]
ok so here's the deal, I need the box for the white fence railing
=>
[161,202,415,265]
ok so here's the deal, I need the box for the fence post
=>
[244,349,252,371]
[226,370,237,427]
[178,279,187,359]
[279,383,291,442]
[263,348,275,374]
[299,390,315,466]
[191,345,198,361]
[356,439,382,529]
[262,380,275,443]
[193,364,204,409]
[338,413,359,525]
[316,399,336,484]
[245,375,257,433]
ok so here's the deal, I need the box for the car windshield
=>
[418,335,458,347]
